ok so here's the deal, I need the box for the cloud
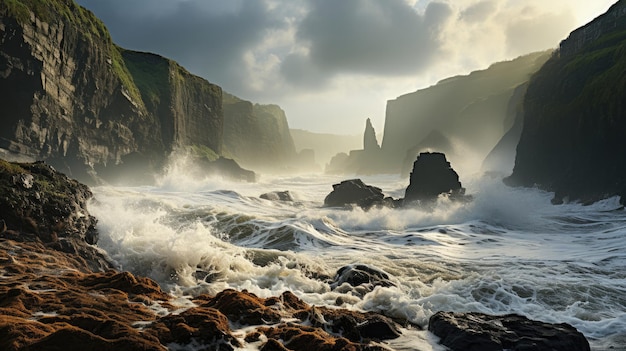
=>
[459,1,497,23]
[76,0,616,134]
[279,0,453,87]
[77,0,288,94]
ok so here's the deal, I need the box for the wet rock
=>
[331,264,395,294]
[428,311,591,351]
[198,289,282,325]
[260,191,294,202]
[403,152,467,205]
[324,179,399,209]
[0,159,112,272]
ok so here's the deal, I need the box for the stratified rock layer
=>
[0,1,222,183]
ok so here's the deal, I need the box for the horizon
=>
[76,0,617,135]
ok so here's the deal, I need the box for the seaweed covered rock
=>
[428,311,590,351]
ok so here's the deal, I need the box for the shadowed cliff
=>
[506,1,626,204]
[380,51,551,175]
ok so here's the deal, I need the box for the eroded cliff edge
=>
[0,0,223,183]
[506,1,626,204]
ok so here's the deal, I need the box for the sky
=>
[76,0,617,135]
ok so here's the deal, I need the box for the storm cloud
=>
[280,0,453,86]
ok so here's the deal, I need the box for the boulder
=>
[330,264,395,295]
[260,191,294,202]
[324,179,397,209]
[428,311,590,351]
[404,152,465,204]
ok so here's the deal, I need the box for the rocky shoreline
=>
[0,159,591,350]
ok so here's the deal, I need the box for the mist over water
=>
[89,157,626,350]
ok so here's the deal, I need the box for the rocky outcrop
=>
[559,1,626,57]
[507,2,626,204]
[363,118,380,152]
[380,51,551,174]
[260,191,294,202]
[325,153,467,209]
[0,1,224,184]
[324,179,398,209]
[0,159,111,272]
[325,118,387,175]
[429,311,590,351]
[223,93,301,172]
[404,152,465,204]
[330,264,395,296]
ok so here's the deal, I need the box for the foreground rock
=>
[404,152,466,204]
[324,179,399,209]
[429,311,590,351]
[0,159,111,272]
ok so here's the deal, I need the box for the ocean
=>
[88,159,626,350]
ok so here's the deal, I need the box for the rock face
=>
[429,311,590,351]
[0,1,223,183]
[223,93,300,172]
[507,1,626,204]
[404,152,464,204]
[481,82,529,174]
[380,51,551,174]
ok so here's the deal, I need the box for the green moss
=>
[122,50,170,111]
[186,144,219,161]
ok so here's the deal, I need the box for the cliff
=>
[0,0,223,183]
[223,93,299,172]
[507,0,626,204]
[290,129,361,166]
[380,51,551,175]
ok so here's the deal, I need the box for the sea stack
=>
[404,152,465,204]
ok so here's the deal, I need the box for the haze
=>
[76,0,615,135]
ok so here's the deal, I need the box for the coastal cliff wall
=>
[0,0,223,182]
[507,0,626,204]
[223,93,298,172]
[380,51,551,174]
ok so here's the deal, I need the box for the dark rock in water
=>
[428,311,591,351]
[324,179,398,209]
[404,152,465,204]
[199,156,256,182]
[331,264,395,294]
[260,191,294,202]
